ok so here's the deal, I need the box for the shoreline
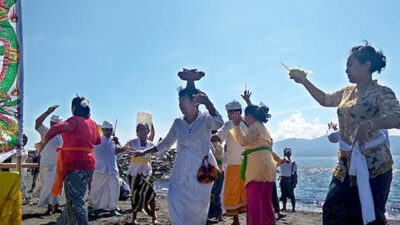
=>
[21,195,399,225]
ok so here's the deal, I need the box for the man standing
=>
[279,147,297,212]
[88,121,123,216]
[212,101,247,225]
[34,105,63,214]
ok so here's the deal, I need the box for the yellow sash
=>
[131,157,151,163]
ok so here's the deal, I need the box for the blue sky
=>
[21,0,400,149]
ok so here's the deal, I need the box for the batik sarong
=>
[57,170,93,225]
[322,169,392,225]
[131,174,156,215]
[208,172,224,218]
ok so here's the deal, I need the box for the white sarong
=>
[35,164,62,206]
[88,172,121,210]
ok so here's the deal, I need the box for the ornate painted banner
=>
[0,0,21,153]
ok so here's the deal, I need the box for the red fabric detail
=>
[45,116,101,173]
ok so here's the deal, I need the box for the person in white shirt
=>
[278,148,297,212]
[88,121,124,216]
[212,100,247,225]
[34,105,63,214]
[125,122,158,225]
[132,87,224,225]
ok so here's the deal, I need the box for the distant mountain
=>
[274,135,400,157]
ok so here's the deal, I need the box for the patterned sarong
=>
[131,174,156,214]
[208,172,225,218]
[57,170,93,225]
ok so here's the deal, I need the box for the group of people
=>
[25,41,399,225]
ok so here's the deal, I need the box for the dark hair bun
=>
[245,104,271,123]
[350,41,386,74]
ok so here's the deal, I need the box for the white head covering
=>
[225,101,242,111]
[50,115,62,123]
[102,121,113,129]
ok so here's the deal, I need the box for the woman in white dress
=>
[132,88,223,225]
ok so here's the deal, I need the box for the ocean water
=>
[154,155,400,220]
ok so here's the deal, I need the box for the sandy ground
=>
[21,194,398,225]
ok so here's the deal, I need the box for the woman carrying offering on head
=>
[132,69,224,225]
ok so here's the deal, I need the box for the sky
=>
[20,0,400,149]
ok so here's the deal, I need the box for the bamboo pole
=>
[0,163,39,169]
[15,0,25,175]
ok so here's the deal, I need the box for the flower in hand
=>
[289,69,307,84]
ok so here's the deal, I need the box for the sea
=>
[154,155,400,220]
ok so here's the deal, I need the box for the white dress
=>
[156,111,223,225]
[88,135,121,210]
[35,124,63,206]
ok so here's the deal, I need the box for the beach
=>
[21,195,398,225]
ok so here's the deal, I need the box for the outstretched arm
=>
[35,105,59,130]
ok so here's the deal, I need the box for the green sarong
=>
[241,146,270,181]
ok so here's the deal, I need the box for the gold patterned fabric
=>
[323,81,400,179]
[231,121,276,185]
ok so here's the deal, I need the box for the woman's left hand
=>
[193,92,210,105]
[351,120,372,148]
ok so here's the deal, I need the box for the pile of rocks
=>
[117,148,177,182]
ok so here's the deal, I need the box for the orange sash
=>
[51,147,92,196]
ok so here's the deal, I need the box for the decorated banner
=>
[0,0,23,153]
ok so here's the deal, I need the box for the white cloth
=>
[102,121,113,129]
[11,148,28,198]
[216,120,247,165]
[225,101,242,110]
[0,150,16,163]
[330,131,387,225]
[125,139,154,177]
[349,142,376,225]
[93,135,119,175]
[156,111,223,225]
[88,172,121,210]
[35,164,62,206]
[279,161,297,177]
[37,124,62,167]
[50,115,62,123]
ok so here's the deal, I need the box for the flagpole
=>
[15,0,24,174]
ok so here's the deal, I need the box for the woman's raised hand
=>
[289,69,307,84]
[328,122,338,131]
[193,91,211,105]
[241,90,252,105]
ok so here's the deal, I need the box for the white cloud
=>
[272,111,328,141]
[389,129,400,136]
